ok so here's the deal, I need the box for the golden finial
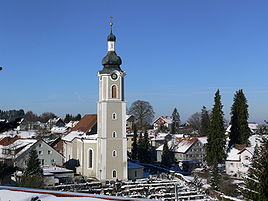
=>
[109,16,113,30]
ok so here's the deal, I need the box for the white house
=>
[225,145,254,178]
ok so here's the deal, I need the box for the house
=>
[153,116,173,131]
[127,162,144,180]
[156,137,207,165]
[126,115,135,131]
[47,118,65,130]
[43,167,74,186]
[225,145,254,178]
[0,136,64,169]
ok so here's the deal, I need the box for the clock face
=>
[111,73,118,80]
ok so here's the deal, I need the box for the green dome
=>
[102,51,122,66]
[107,32,116,41]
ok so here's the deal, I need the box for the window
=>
[48,150,51,154]
[135,171,137,177]
[112,170,117,178]
[39,151,43,155]
[112,131,117,138]
[111,85,117,98]
[39,144,42,148]
[244,156,250,160]
[112,113,117,120]
[112,150,117,157]
[88,149,93,168]
[40,159,44,165]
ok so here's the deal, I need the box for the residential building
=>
[225,145,254,178]
[156,137,207,164]
[153,116,173,131]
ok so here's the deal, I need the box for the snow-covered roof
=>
[156,137,198,153]
[198,137,207,145]
[128,162,144,169]
[43,167,73,174]
[62,131,97,142]
[153,116,173,124]
[65,121,79,128]
[51,126,67,134]
[226,147,240,161]
[0,130,37,139]
[174,138,197,153]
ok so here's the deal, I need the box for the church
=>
[63,23,128,181]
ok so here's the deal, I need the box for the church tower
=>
[97,22,128,180]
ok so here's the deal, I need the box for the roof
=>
[198,136,207,145]
[62,131,98,142]
[0,136,20,146]
[128,162,144,169]
[153,116,173,124]
[69,114,97,133]
[156,137,198,153]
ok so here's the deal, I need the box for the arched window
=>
[112,113,117,120]
[88,149,93,168]
[112,170,117,178]
[112,150,117,157]
[111,85,117,99]
[112,131,117,138]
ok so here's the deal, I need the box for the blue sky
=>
[0,0,268,123]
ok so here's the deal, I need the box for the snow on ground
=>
[0,130,37,139]
[0,190,106,201]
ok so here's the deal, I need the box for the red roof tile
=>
[69,114,97,133]
[0,136,20,146]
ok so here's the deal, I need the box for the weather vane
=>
[109,16,113,31]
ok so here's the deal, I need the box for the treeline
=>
[0,109,25,121]
[64,114,81,123]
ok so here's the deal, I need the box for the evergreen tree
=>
[200,106,210,136]
[131,124,138,160]
[205,90,226,166]
[171,108,180,134]
[229,89,251,147]
[137,130,151,163]
[243,138,268,200]
[161,140,174,167]
[74,114,82,121]
[137,132,144,162]
[142,130,151,163]
[21,149,43,188]
[24,149,43,176]
[211,162,220,190]
[64,114,73,123]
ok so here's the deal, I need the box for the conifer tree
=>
[21,149,43,188]
[161,140,174,167]
[142,130,151,163]
[205,90,226,166]
[131,124,138,160]
[200,106,210,136]
[24,149,43,176]
[171,108,180,134]
[229,89,251,147]
[243,138,268,200]
[137,132,144,162]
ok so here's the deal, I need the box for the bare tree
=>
[187,112,202,131]
[128,100,155,130]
